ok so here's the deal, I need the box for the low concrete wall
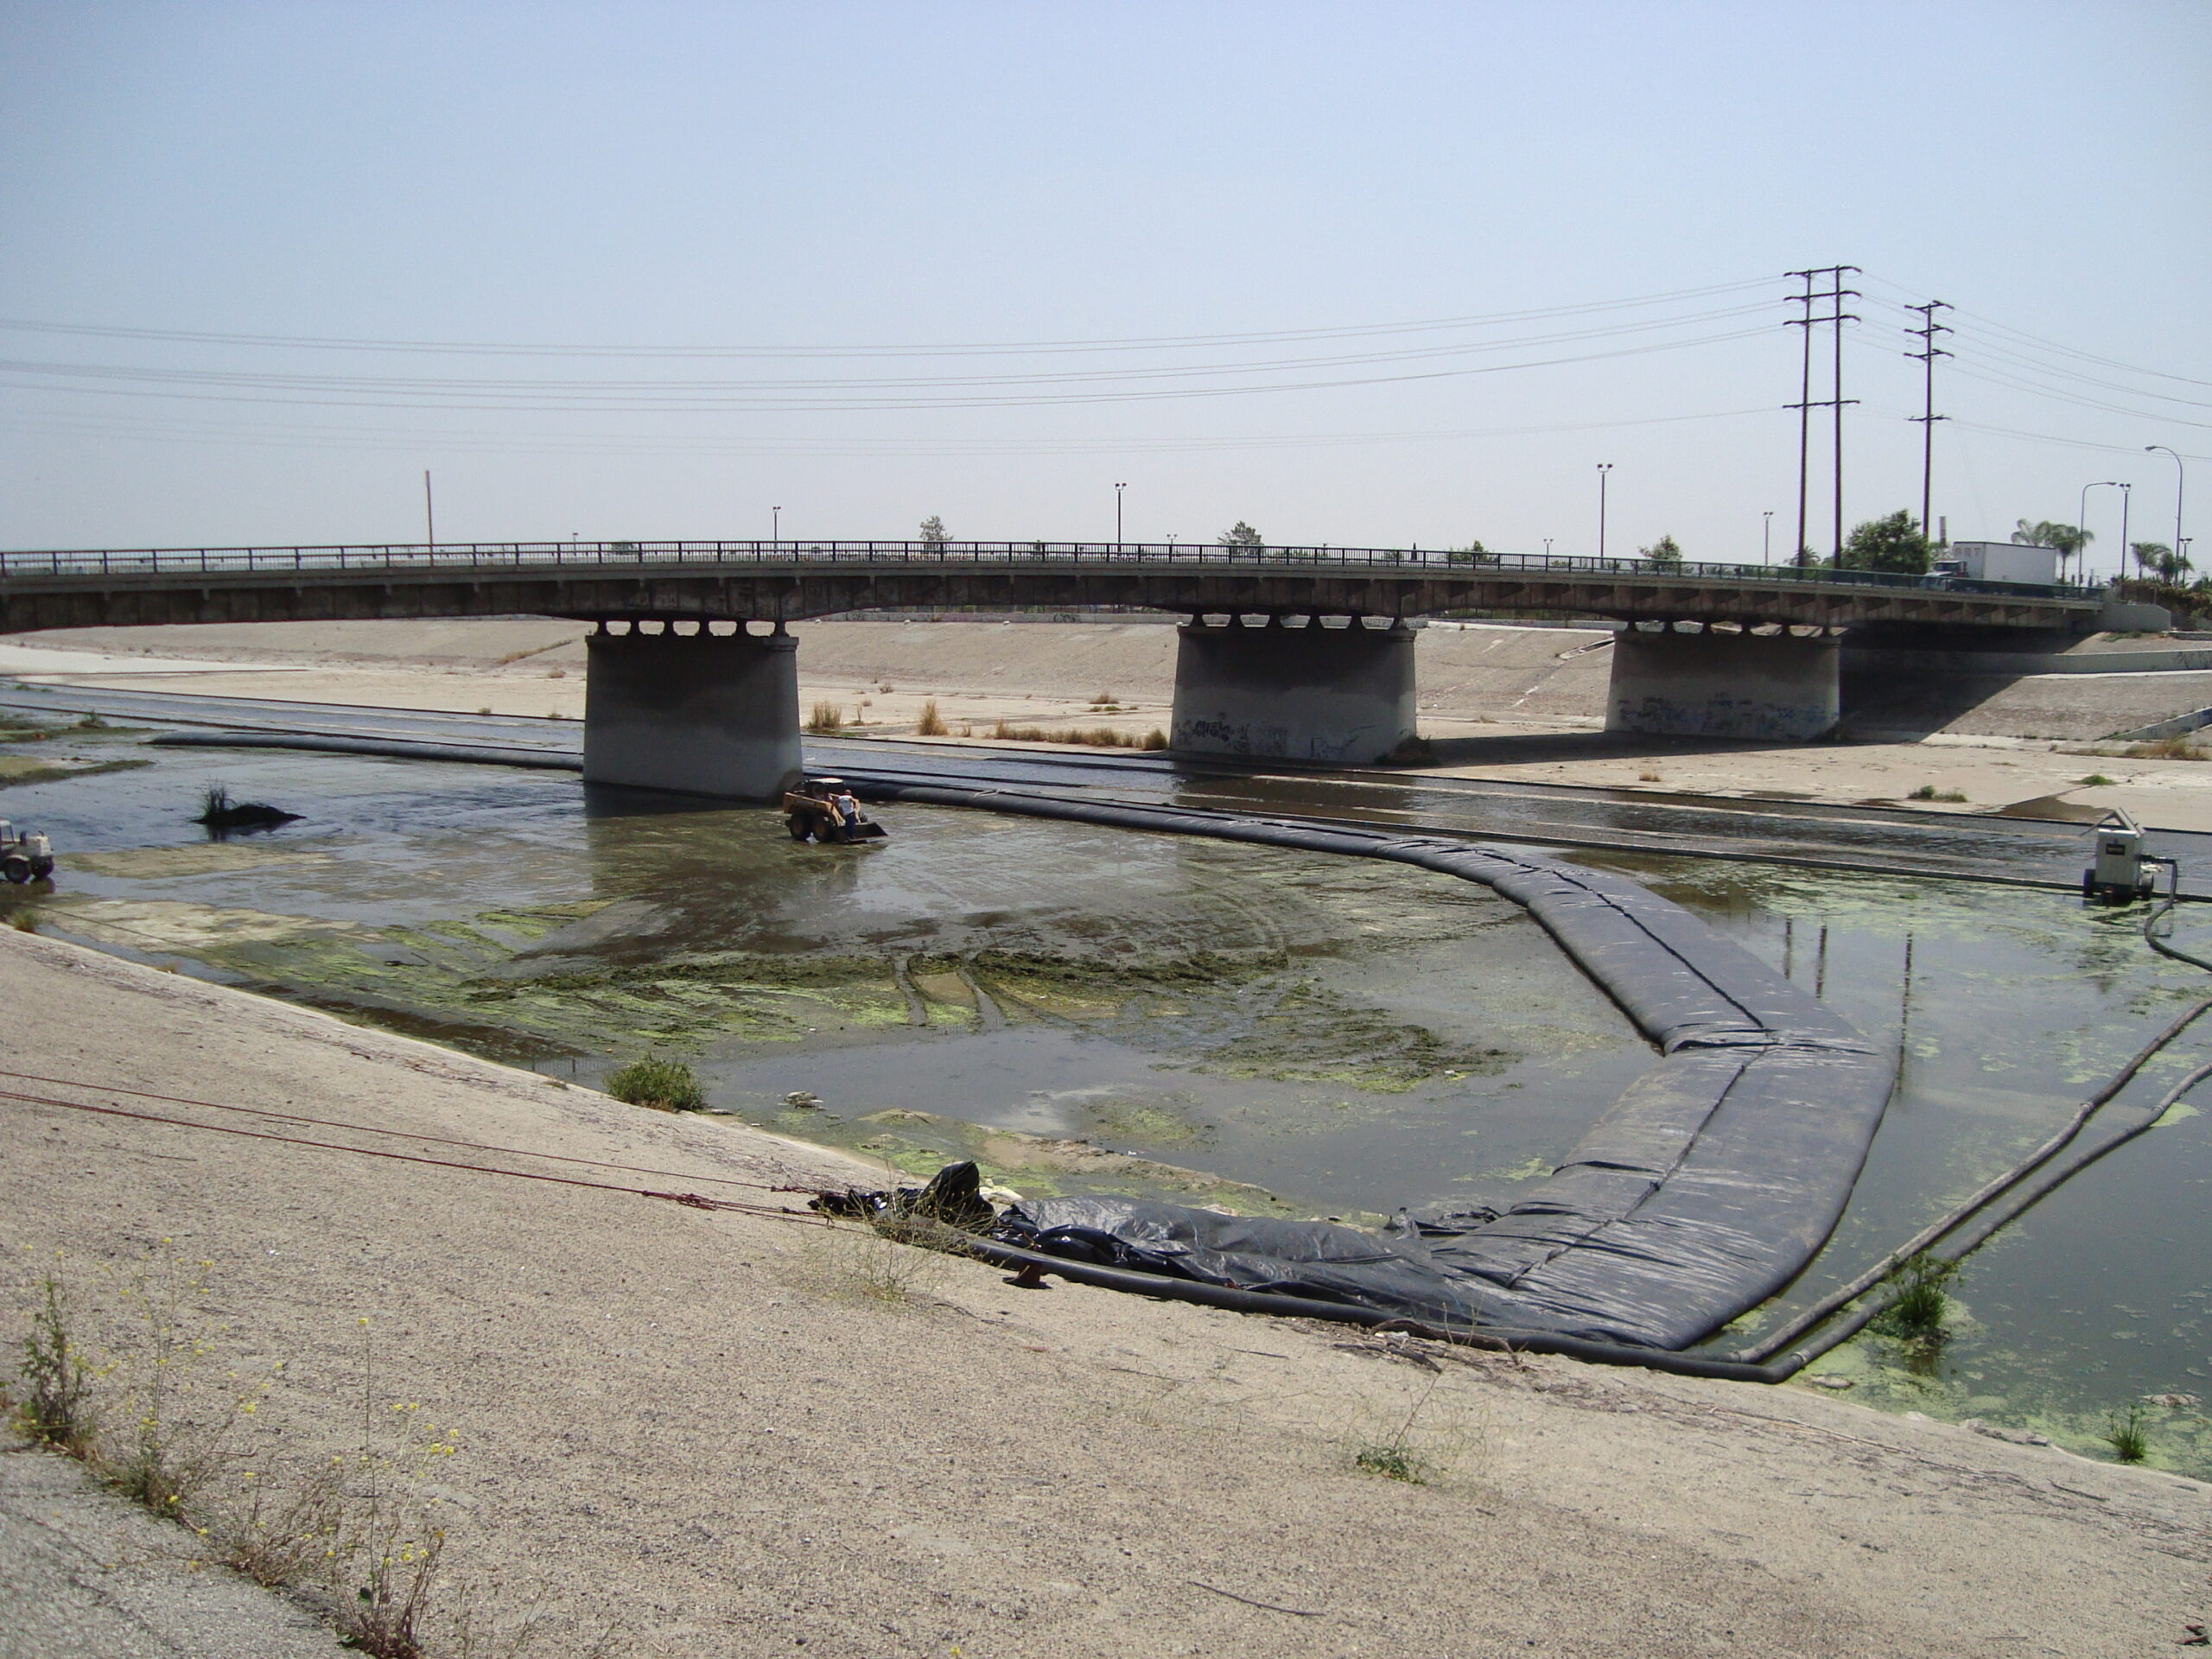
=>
[1847,645,2212,677]
[1606,629,1839,741]
[582,626,802,800]
[1170,618,1416,764]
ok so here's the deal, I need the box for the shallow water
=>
[3,719,2207,1474]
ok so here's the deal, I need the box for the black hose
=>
[1731,995,2212,1363]
[949,1234,1793,1382]
[2144,857,2212,972]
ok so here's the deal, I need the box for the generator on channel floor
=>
[2083,809,2159,905]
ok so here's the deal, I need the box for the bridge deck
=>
[0,540,2101,632]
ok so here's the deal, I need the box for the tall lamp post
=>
[1763,510,1774,565]
[1596,463,1613,560]
[2081,480,2122,584]
[1115,482,1128,550]
[2148,445,2186,576]
[772,506,781,549]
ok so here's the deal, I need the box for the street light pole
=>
[2082,480,2121,584]
[772,506,781,548]
[2149,445,2186,576]
[1596,463,1613,560]
[1115,482,1128,550]
[1763,510,1774,565]
[423,471,435,551]
[2120,481,2133,579]
[1542,537,1554,558]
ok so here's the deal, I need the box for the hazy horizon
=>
[2,3,2204,580]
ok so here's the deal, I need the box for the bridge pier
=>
[1170,615,1416,764]
[582,622,803,799]
[1605,626,1839,741]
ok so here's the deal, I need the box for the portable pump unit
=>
[2083,808,2159,905]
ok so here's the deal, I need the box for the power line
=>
[0,276,1781,361]
[0,324,1777,414]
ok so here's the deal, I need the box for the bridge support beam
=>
[1605,626,1839,741]
[1170,615,1416,764]
[582,624,802,799]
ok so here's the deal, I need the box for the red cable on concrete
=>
[0,1066,810,1194]
[1,1087,835,1227]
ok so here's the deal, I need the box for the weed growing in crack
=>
[15,1273,97,1453]
[1353,1374,1441,1485]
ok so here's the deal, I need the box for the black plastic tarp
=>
[868,782,1893,1350]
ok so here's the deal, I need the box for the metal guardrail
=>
[0,539,2101,603]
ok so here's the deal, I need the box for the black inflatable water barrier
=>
[862,781,1894,1351]
[151,731,583,770]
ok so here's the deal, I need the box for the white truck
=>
[1931,541,2062,586]
[0,820,55,883]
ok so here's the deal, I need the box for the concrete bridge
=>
[0,539,2107,798]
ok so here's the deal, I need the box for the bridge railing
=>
[0,538,2099,601]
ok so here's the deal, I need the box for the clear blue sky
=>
[2,2,2205,575]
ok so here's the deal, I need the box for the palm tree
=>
[2133,541,2187,582]
[2014,518,2092,580]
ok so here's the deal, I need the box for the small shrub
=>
[805,702,843,734]
[1638,769,1663,784]
[603,1055,707,1112]
[914,700,950,737]
[1353,1442,1432,1484]
[1090,691,1118,708]
[76,713,107,729]
[1907,785,1967,803]
[1383,734,1437,766]
[1141,728,1168,751]
[475,707,492,716]
[2103,1404,2149,1464]
[1875,1253,1959,1339]
[1352,1374,1441,1485]
[15,1276,95,1453]
[9,910,36,931]
[547,667,566,679]
[2079,773,2116,787]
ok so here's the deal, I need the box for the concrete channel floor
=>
[0,1436,344,1659]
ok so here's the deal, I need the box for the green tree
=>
[2013,518,2091,579]
[2134,541,2188,581]
[918,514,950,549]
[1840,510,1933,575]
[1447,538,1496,566]
[1638,533,1684,570]
[1217,521,1264,553]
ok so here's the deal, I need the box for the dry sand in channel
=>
[10,617,2212,828]
[0,925,2204,1658]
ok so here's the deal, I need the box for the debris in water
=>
[194,785,302,833]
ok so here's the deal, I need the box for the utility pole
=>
[1763,510,1774,564]
[423,471,435,551]
[1906,300,1953,539]
[1115,482,1128,550]
[1596,463,1614,560]
[1784,266,1859,563]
